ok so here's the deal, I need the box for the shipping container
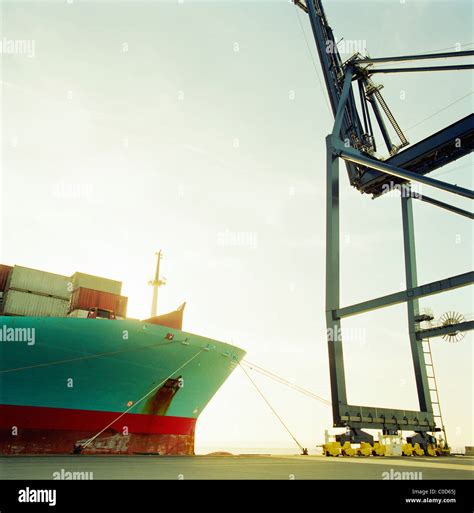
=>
[8,265,71,300]
[0,265,13,292]
[3,290,69,317]
[70,287,128,317]
[71,272,122,295]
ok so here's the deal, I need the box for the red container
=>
[70,287,128,317]
[0,265,13,292]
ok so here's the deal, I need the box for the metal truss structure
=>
[294,0,473,445]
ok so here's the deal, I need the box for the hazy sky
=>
[1,0,472,452]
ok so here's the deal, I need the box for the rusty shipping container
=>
[3,290,69,317]
[0,265,13,292]
[8,265,71,300]
[70,287,128,317]
[71,272,122,296]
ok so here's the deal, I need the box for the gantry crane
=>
[294,0,474,454]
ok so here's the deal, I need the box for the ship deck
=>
[1,454,472,480]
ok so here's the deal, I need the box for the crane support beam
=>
[355,49,474,64]
[337,145,474,199]
[334,272,474,319]
[416,321,474,340]
[411,193,474,220]
[337,405,435,431]
[332,68,354,138]
[325,136,348,418]
[401,192,432,414]
[358,114,474,196]
[368,64,474,74]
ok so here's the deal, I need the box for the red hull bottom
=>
[0,405,196,455]
[0,427,195,455]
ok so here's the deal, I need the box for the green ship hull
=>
[0,316,245,455]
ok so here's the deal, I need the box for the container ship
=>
[0,264,245,455]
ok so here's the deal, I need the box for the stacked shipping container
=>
[70,272,122,296]
[8,266,70,299]
[2,266,71,317]
[68,272,127,318]
[68,273,128,318]
[69,287,128,317]
[0,265,127,319]
[0,265,13,310]
[3,290,70,317]
[0,265,13,292]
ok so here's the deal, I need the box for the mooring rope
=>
[79,348,205,451]
[242,359,332,406]
[238,361,307,454]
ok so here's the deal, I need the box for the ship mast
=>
[148,250,166,317]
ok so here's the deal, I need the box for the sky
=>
[0,0,472,453]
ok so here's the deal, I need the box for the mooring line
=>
[242,359,332,406]
[238,361,307,455]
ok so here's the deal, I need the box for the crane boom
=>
[294,0,370,186]
[293,0,473,196]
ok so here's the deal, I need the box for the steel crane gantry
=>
[294,0,474,451]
